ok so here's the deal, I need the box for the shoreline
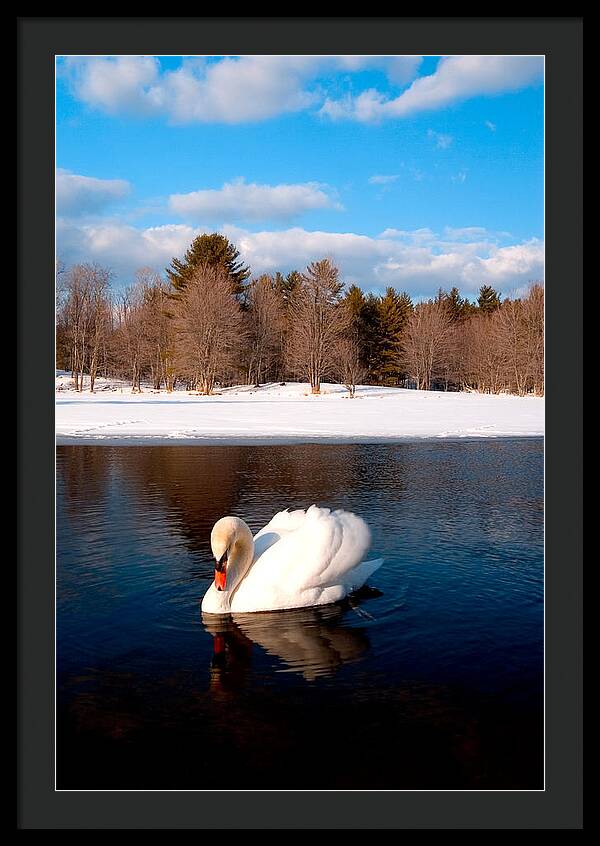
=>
[56,378,544,446]
[56,433,544,447]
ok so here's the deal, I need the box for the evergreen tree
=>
[342,284,389,381]
[344,284,366,318]
[361,293,384,380]
[167,233,250,296]
[444,286,476,322]
[342,284,369,364]
[343,284,367,344]
[376,287,413,384]
[477,284,502,313]
[274,270,302,307]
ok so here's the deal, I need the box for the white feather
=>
[224,505,383,613]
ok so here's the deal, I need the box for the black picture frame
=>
[18,17,582,829]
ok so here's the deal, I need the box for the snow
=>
[55,372,544,445]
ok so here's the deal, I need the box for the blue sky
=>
[56,55,544,299]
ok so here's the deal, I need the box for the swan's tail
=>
[346,557,384,593]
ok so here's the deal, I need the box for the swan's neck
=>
[227,530,255,599]
[206,527,254,613]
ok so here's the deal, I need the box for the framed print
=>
[18,16,582,830]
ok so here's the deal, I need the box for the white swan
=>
[201,505,383,614]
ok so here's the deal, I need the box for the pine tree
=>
[477,284,502,313]
[274,270,302,307]
[444,286,477,322]
[343,285,368,362]
[167,233,250,296]
[342,285,383,379]
[361,293,383,379]
[344,284,366,319]
[343,285,367,344]
[376,287,413,384]
[445,287,462,320]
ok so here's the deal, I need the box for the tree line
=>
[56,233,544,397]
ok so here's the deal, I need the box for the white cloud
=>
[333,55,422,85]
[61,55,423,125]
[473,240,545,284]
[320,55,543,122]
[427,129,453,149]
[169,178,340,222]
[57,217,544,297]
[62,56,161,117]
[444,226,488,240]
[451,171,468,184]
[56,169,131,216]
[485,119,497,132]
[378,228,437,242]
[57,219,198,280]
[226,226,544,295]
[374,241,544,292]
[320,89,386,123]
[62,55,317,123]
[368,174,399,185]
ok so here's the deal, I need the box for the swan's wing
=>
[252,508,309,559]
[249,505,374,596]
[254,508,309,539]
[342,557,384,592]
[253,507,322,568]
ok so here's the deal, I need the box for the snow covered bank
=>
[55,374,544,445]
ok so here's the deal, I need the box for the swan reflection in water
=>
[202,589,381,687]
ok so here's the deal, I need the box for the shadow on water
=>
[57,440,543,790]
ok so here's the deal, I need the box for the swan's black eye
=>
[216,550,228,571]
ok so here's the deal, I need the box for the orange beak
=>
[214,569,227,591]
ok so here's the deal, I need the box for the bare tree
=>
[112,283,147,391]
[245,275,285,386]
[287,259,350,394]
[522,283,544,395]
[55,251,543,400]
[471,314,505,393]
[59,263,112,391]
[64,266,89,391]
[496,299,531,395]
[87,268,112,392]
[56,262,70,372]
[457,283,544,396]
[333,335,367,397]
[134,268,174,390]
[400,300,454,390]
[104,270,176,392]
[172,262,245,395]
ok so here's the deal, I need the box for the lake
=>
[56,439,543,790]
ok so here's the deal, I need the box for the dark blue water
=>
[56,440,543,789]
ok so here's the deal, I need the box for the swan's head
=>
[210,516,253,593]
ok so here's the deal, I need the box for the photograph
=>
[54,53,545,791]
